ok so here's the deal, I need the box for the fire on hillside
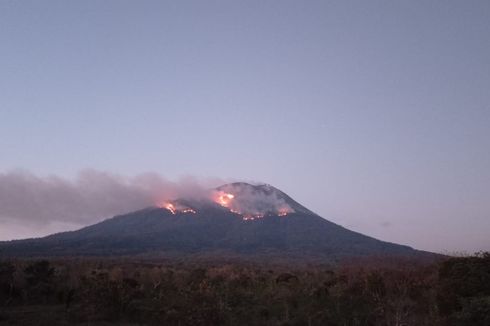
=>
[159,202,196,215]
[211,190,293,220]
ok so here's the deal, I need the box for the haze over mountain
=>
[0,182,434,262]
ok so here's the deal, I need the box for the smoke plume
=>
[0,169,223,228]
[215,183,294,217]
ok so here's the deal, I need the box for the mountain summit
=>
[0,182,432,262]
[214,182,315,217]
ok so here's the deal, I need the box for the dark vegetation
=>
[0,253,488,325]
[0,206,424,259]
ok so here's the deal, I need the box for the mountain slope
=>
[0,183,431,261]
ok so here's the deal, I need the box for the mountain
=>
[0,182,433,262]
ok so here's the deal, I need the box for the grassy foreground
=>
[0,253,489,325]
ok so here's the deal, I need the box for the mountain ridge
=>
[0,182,436,262]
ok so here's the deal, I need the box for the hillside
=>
[0,183,432,262]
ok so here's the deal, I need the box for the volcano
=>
[0,183,432,262]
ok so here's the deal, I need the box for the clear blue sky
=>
[1,1,489,253]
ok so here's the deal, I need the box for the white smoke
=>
[215,183,294,217]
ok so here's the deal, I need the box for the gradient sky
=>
[1,1,489,253]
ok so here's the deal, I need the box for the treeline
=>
[0,253,489,325]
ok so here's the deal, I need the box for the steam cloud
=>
[0,170,224,228]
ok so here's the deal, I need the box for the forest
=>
[0,253,489,325]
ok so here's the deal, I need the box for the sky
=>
[0,0,489,253]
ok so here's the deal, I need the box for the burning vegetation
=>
[156,183,296,220]
[211,186,295,220]
[159,201,196,215]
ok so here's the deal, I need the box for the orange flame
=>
[164,203,176,214]
[212,190,294,220]
[214,191,235,207]
[243,213,264,221]
[160,202,196,214]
